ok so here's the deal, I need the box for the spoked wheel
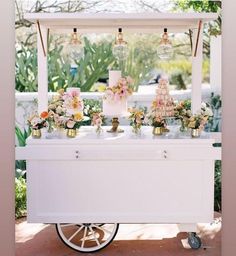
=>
[56,223,119,253]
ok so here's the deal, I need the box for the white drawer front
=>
[24,145,216,161]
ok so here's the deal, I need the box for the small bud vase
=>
[180,120,188,132]
[132,125,141,135]
[32,129,41,139]
[67,129,77,138]
[95,125,103,135]
[153,127,163,136]
[191,128,200,138]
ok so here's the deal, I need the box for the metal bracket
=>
[37,20,47,57]
[193,20,202,57]
[189,29,193,52]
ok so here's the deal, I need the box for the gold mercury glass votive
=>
[31,129,41,138]
[191,128,200,138]
[67,129,77,138]
[153,127,163,135]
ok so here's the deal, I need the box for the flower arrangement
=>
[47,89,86,132]
[174,100,192,131]
[28,113,47,130]
[62,90,84,114]
[91,111,104,133]
[64,112,84,130]
[103,76,134,102]
[48,89,67,129]
[28,112,48,138]
[146,110,166,135]
[188,103,213,131]
[128,107,145,133]
[146,111,166,128]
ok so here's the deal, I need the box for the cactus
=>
[15,37,116,92]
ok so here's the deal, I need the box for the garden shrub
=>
[15,176,27,218]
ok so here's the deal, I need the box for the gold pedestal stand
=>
[107,117,124,133]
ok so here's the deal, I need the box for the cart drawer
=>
[22,145,217,160]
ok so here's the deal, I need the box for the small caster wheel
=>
[188,232,202,249]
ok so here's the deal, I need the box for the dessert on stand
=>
[147,77,175,133]
[103,70,133,132]
[152,77,175,118]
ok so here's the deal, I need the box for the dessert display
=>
[102,70,133,116]
[151,77,175,117]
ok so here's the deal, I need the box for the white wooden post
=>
[210,35,222,94]
[37,24,48,113]
[191,25,203,114]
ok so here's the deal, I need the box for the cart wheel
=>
[56,223,119,253]
[188,232,202,249]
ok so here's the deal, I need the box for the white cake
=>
[103,70,128,116]
[64,87,84,115]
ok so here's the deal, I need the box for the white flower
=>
[205,107,213,116]
[201,102,207,108]
[31,117,42,126]
[56,106,63,114]
[67,120,76,129]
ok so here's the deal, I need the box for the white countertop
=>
[26,126,215,146]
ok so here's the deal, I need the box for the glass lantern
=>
[112,28,128,60]
[66,28,84,64]
[157,28,173,60]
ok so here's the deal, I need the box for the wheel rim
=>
[56,223,119,252]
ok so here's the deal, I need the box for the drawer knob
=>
[75,155,79,159]
[75,150,79,154]
[163,150,167,159]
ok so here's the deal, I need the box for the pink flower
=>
[67,119,76,129]
[71,90,79,97]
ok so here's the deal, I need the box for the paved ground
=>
[16,213,221,256]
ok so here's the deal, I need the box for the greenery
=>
[15,176,27,218]
[206,93,222,132]
[157,59,210,88]
[173,0,221,58]
[16,37,116,92]
[15,125,30,218]
[214,160,221,212]
[15,126,31,172]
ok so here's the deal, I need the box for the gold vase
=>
[32,129,41,139]
[153,127,163,135]
[67,129,77,138]
[191,128,200,138]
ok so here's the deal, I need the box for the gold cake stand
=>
[107,117,124,133]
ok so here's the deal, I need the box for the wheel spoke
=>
[68,226,84,242]
[81,226,88,248]
[91,224,112,235]
[89,226,101,246]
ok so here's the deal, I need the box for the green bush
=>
[15,126,31,172]
[15,177,27,218]
[214,160,222,212]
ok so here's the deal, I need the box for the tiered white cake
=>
[102,70,128,116]
[64,87,84,115]
[152,78,174,117]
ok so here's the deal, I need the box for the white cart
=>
[17,126,221,252]
[16,13,220,253]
